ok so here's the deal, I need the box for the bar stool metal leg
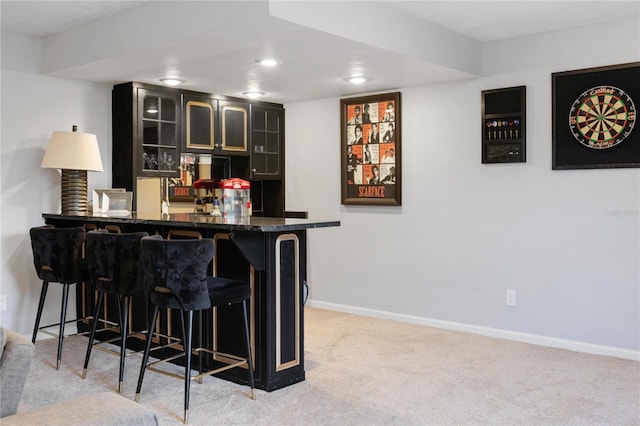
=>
[183,311,193,424]
[119,295,130,394]
[242,300,255,400]
[135,305,159,403]
[56,284,71,370]
[32,281,50,344]
[197,310,203,385]
[82,292,105,378]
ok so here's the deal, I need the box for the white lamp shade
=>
[41,130,104,172]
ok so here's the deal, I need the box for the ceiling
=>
[1,1,638,104]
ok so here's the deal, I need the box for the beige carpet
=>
[19,307,640,425]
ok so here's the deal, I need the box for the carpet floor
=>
[19,307,640,425]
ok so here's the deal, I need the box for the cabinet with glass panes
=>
[112,82,285,217]
[250,103,283,179]
[112,82,181,200]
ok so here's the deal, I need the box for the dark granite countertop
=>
[42,213,340,232]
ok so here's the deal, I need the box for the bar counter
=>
[43,213,340,391]
[43,212,340,232]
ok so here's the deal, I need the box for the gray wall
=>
[1,18,638,359]
[1,32,112,334]
[285,18,640,358]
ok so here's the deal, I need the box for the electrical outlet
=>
[505,290,517,307]
[0,294,7,312]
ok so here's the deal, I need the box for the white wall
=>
[285,20,640,358]
[1,33,112,333]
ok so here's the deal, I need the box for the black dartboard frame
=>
[552,62,640,169]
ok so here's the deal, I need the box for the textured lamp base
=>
[61,169,88,216]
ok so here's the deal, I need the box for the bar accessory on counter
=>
[219,178,251,218]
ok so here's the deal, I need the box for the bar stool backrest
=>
[86,230,149,296]
[139,237,214,312]
[167,230,202,240]
[30,226,86,284]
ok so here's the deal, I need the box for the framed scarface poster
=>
[552,62,639,169]
[341,92,401,205]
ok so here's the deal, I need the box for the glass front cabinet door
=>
[137,88,180,176]
[250,104,283,179]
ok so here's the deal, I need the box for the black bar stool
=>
[135,236,255,424]
[165,229,203,349]
[82,230,148,393]
[29,225,86,370]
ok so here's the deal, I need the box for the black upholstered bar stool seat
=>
[82,230,148,393]
[29,225,86,370]
[135,236,255,424]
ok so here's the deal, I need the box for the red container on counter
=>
[219,178,251,217]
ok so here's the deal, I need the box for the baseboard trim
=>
[306,300,640,361]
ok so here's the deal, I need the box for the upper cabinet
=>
[250,104,284,179]
[182,96,249,156]
[183,94,217,152]
[219,100,249,155]
[138,88,180,175]
[112,82,286,216]
[112,83,181,195]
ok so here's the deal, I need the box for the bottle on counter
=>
[161,177,170,215]
[211,197,222,217]
[194,198,204,214]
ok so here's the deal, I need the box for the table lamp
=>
[41,125,104,215]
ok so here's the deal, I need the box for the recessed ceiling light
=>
[243,91,265,99]
[345,76,368,84]
[255,58,278,67]
[159,78,185,86]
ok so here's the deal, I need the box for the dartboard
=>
[569,85,636,149]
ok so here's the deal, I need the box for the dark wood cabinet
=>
[250,104,283,179]
[219,100,249,155]
[183,93,216,152]
[249,103,285,218]
[138,88,180,175]
[112,82,181,198]
[481,86,526,163]
[113,82,285,217]
[183,97,248,156]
